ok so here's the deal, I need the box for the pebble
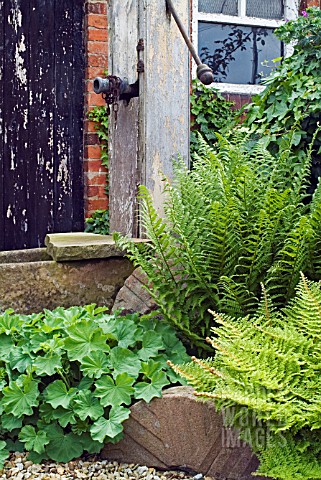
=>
[0,452,214,480]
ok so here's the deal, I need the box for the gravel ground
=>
[0,452,211,480]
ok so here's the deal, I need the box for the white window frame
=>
[192,0,298,94]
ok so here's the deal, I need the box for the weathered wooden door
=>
[0,0,84,251]
[108,0,190,237]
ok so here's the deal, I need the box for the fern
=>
[170,275,321,480]
[114,132,320,354]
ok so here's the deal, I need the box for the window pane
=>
[198,22,283,84]
[198,0,238,15]
[246,0,284,19]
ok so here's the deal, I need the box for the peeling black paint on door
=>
[0,0,84,250]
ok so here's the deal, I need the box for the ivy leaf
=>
[90,405,130,442]
[33,353,62,376]
[80,351,110,379]
[73,390,104,421]
[109,347,141,378]
[2,375,39,418]
[64,320,110,361]
[44,380,77,409]
[1,414,23,431]
[94,374,135,407]
[45,423,83,462]
[0,440,9,469]
[19,425,49,454]
[138,331,164,361]
[134,371,169,403]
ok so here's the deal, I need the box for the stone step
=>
[45,232,148,262]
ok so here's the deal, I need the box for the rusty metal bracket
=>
[93,39,144,110]
[137,60,145,73]
[136,38,144,52]
[165,0,214,85]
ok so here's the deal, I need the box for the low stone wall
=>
[0,248,133,314]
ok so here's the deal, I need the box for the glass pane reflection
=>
[246,0,284,19]
[198,0,238,15]
[198,22,283,84]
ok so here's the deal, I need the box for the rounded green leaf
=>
[2,375,39,418]
[109,347,141,378]
[80,351,110,379]
[134,371,169,403]
[33,353,62,376]
[19,425,49,454]
[73,390,104,421]
[90,405,130,443]
[64,320,110,361]
[137,331,164,361]
[0,440,9,469]
[94,373,135,407]
[45,424,83,462]
[43,380,76,409]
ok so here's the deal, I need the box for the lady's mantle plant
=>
[0,306,189,467]
[170,275,321,480]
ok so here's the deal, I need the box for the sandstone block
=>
[0,255,133,314]
[112,267,157,315]
[102,387,268,480]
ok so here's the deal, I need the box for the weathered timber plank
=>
[140,1,190,216]
[3,0,30,249]
[28,0,55,246]
[0,0,4,249]
[108,0,140,236]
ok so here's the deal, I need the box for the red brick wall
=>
[84,0,109,218]
[303,0,321,7]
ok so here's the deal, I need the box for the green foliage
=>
[85,209,110,235]
[245,8,321,193]
[87,106,109,170]
[171,274,321,480]
[114,129,321,354]
[0,306,189,467]
[86,88,109,232]
[190,79,239,155]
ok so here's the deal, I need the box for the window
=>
[193,0,298,93]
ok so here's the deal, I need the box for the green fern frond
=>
[171,275,321,480]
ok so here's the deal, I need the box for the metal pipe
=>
[165,0,214,85]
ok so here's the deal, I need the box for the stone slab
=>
[45,233,149,262]
[0,248,51,264]
[0,257,133,314]
[102,387,268,480]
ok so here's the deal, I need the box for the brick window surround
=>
[84,0,109,218]
[83,0,321,218]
